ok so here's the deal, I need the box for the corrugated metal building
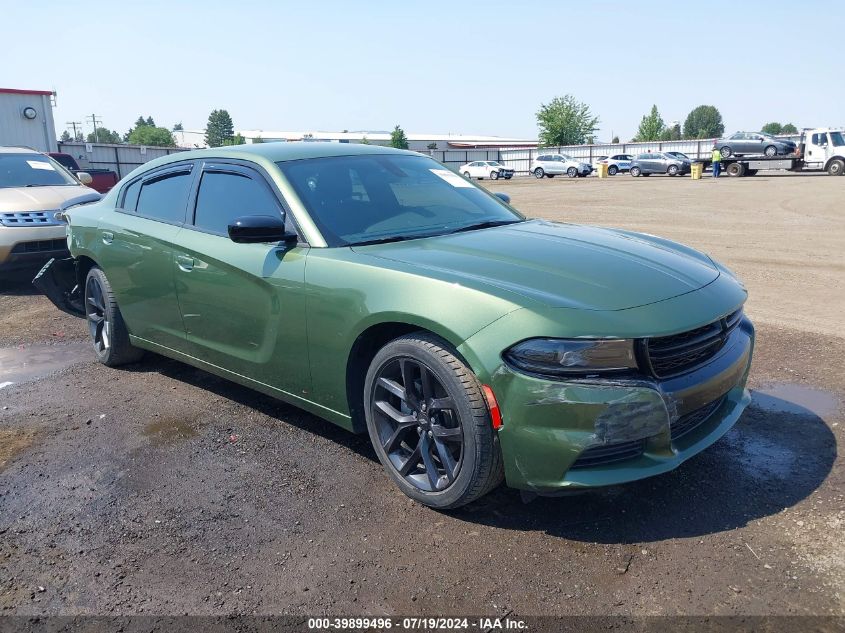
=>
[0,88,58,152]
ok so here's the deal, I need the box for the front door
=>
[171,161,310,396]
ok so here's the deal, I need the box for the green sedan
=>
[35,143,754,509]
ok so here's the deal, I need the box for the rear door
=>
[96,162,195,351]
[170,160,310,395]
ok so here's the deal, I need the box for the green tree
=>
[128,125,175,147]
[611,135,620,144]
[536,94,599,146]
[390,125,409,149]
[426,142,438,150]
[682,105,724,139]
[222,133,246,146]
[782,123,798,134]
[60,130,72,142]
[635,105,665,142]
[205,109,235,147]
[87,127,122,144]
[659,122,682,141]
[172,122,184,131]
[761,122,783,135]
[360,135,371,145]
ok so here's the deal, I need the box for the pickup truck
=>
[48,152,119,193]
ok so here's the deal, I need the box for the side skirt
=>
[129,335,355,432]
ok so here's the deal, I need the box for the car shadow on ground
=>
[453,394,837,542]
[0,273,42,296]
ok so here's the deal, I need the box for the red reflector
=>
[482,384,503,430]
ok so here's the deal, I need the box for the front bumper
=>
[489,317,754,491]
[0,224,68,272]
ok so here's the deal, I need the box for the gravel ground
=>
[0,173,842,618]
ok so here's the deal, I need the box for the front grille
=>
[10,239,68,254]
[0,211,62,227]
[570,438,645,469]
[670,397,726,440]
[644,309,743,379]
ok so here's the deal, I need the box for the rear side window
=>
[193,171,279,235]
[120,179,141,212]
[136,170,192,224]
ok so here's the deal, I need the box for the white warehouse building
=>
[0,88,58,152]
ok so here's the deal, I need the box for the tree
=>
[128,125,175,147]
[682,105,724,139]
[222,133,246,146]
[659,122,682,141]
[761,122,783,135]
[635,105,665,142]
[611,135,620,144]
[134,116,149,129]
[172,122,184,131]
[60,130,72,142]
[86,127,122,144]
[390,125,409,149]
[360,136,370,145]
[536,94,599,146]
[426,142,438,150]
[782,123,798,134]
[205,109,235,147]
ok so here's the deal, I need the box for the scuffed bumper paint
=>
[486,318,754,491]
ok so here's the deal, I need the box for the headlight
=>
[504,338,637,376]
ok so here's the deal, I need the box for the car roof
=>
[0,146,41,154]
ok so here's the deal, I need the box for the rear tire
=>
[364,333,504,509]
[533,168,544,179]
[84,267,143,367]
[630,166,641,177]
[827,159,844,176]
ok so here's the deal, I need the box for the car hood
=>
[0,185,97,212]
[353,220,720,311]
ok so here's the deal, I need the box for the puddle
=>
[752,383,840,418]
[0,342,91,387]
[0,429,38,472]
[143,416,200,446]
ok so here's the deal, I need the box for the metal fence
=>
[428,134,802,175]
[56,142,190,179]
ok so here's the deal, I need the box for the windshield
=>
[830,132,845,147]
[278,154,523,247]
[486,162,502,167]
[0,153,79,188]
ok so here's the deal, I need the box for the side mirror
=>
[493,192,511,204]
[76,171,93,185]
[228,214,294,244]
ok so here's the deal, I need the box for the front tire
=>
[463,171,471,179]
[364,333,503,509]
[533,167,544,179]
[567,167,578,178]
[84,267,143,367]
[667,165,679,176]
[490,171,499,180]
[764,145,777,157]
[827,159,844,176]
[608,165,618,176]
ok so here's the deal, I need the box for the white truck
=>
[719,128,845,177]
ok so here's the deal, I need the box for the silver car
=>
[629,152,691,177]
[715,132,797,158]
[530,153,592,178]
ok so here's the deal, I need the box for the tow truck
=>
[716,128,845,177]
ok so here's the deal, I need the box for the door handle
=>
[101,231,114,245]
[176,255,194,272]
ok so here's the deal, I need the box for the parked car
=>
[714,132,797,158]
[599,153,635,175]
[630,152,692,176]
[531,153,592,178]
[459,160,514,180]
[48,152,119,193]
[591,156,608,171]
[0,147,100,273]
[36,143,753,509]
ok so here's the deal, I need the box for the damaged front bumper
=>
[489,317,754,491]
[32,257,85,317]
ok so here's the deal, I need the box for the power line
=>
[66,121,82,140]
[85,114,102,143]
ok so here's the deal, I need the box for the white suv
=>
[530,153,592,179]
[0,147,99,273]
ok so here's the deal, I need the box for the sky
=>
[3,0,844,142]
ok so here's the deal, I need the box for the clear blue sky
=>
[4,0,843,141]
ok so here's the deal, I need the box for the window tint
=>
[136,170,192,224]
[194,171,279,235]
[121,179,141,211]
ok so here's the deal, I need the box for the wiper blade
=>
[447,220,521,235]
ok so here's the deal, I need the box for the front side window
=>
[0,153,78,189]
[193,171,279,235]
[136,170,193,224]
[278,154,522,247]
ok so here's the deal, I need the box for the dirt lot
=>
[0,173,842,619]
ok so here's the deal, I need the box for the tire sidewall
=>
[364,337,488,509]
[85,268,117,364]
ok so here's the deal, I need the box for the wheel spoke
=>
[383,424,414,452]
[420,366,433,402]
[431,423,462,442]
[419,433,441,490]
[428,396,453,411]
[398,443,422,476]
[433,437,457,482]
[377,376,406,401]
[87,313,104,325]
[375,400,415,425]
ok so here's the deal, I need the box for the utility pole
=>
[86,114,102,143]
[66,121,82,141]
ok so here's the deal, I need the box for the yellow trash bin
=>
[597,163,609,178]
[691,163,703,180]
